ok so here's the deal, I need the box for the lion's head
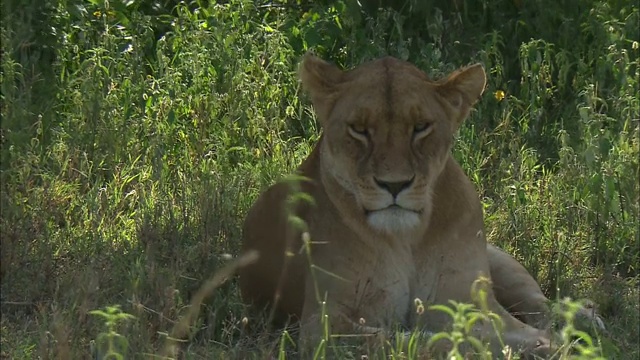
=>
[299,54,486,234]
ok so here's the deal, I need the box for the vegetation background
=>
[1,0,638,358]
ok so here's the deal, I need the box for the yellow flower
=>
[494,90,505,101]
[93,10,102,18]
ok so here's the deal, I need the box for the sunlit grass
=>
[1,0,637,359]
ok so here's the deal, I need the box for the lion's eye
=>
[348,124,369,139]
[413,122,432,138]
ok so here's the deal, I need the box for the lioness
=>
[240,54,555,357]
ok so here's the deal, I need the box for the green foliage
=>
[1,0,637,358]
[553,299,607,360]
[427,301,498,359]
[89,305,135,360]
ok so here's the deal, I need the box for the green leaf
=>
[429,304,456,318]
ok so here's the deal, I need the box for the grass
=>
[1,0,638,358]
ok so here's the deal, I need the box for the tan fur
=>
[488,246,605,331]
[488,245,551,328]
[239,54,554,357]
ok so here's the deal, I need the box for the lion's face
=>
[300,55,486,233]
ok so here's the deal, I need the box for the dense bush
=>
[1,0,637,358]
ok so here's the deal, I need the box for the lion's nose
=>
[374,176,414,197]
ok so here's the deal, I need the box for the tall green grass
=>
[1,0,637,358]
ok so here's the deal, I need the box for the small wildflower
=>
[359,317,366,325]
[502,345,513,359]
[414,298,425,315]
[494,90,506,101]
[93,10,102,18]
[632,41,639,50]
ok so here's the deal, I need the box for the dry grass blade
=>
[160,250,259,359]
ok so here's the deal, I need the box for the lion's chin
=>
[366,206,422,234]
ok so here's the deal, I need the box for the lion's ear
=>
[299,53,344,126]
[437,63,486,127]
